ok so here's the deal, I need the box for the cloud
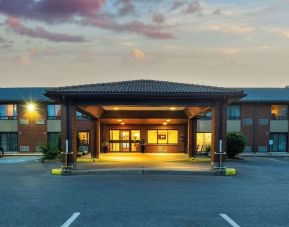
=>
[0,0,176,40]
[185,0,202,14]
[264,27,289,39]
[170,0,185,11]
[82,17,175,39]
[15,48,38,66]
[5,16,86,42]
[152,12,165,24]
[218,48,240,56]
[212,9,222,15]
[0,0,106,23]
[117,0,135,16]
[209,24,255,34]
[131,48,146,60]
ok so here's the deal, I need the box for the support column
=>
[91,119,97,158]
[211,101,227,167]
[187,118,193,158]
[96,119,101,158]
[61,101,77,163]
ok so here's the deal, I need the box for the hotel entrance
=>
[109,129,141,152]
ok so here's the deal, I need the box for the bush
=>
[40,135,61,162]
[226,132,247,158]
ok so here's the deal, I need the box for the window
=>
[109,130,141,152]
[131,130,140,141]
[270,133,287,152]
[47,132,61,151]
[76,111,91,120]
[227,105,240,120]
[202,112,212,120]
[0,104,17,120]
[147,130,178,144]
[197,133,211,152]
[271,105,288,120]
[47,104,61,120]
[0,132,18,152]
[77,132,89,153]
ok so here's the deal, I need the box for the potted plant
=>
[102,141,108,153]
[140,139,146,153]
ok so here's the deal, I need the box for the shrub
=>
[40,135,61,162]
[226,132,247,158]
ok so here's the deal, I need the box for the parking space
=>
[0,157,289,226]
[0,156,40,164]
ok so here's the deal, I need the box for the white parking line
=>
[219,213,240,227]
[261,158,289,164]
[61,212,80,227]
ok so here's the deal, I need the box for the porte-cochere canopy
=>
[45,80,245,164]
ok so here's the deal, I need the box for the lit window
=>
[227,105,240,120]
[197,133,211,152]
[131,130,140,141]
[271,105,288,120]
[168,130,178,144]
[148,130,157,144]
[110,130,120,140]
[147,130,178,144]
[47,104,61,120]
[0,104,17,120]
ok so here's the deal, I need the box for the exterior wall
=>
[18,103,47,152]
[270,120,288,132]
[1,100,288,154]
[102,124,186,153]
[47,120,61,132]
[227,120,241,132]
[0,120,18,132]
[197,120,211,132]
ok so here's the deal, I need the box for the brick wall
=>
[18,103,47,152]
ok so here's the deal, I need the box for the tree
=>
[226,133,247,158]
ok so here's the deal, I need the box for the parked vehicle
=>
[0,146,4,158]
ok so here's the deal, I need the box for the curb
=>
[215,168,237,176]
[51,168,215,176]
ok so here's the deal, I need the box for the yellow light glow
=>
[113,107,119,110]
[117,119,122,122]
[170,107,176,110]
[120,122,125,125]
[26,103,36,112]
[166,119,171,122]
[162,122,168,125]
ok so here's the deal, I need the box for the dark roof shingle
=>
[46,79,241,94]
[0,88,51,102]
[241,88,289,102]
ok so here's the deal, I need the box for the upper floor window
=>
[271,105,288,120]
[0,104,17,120]
[227,105,240,120]
[202,112,212,120]
[76,111,91,120]
[47,104,61,120]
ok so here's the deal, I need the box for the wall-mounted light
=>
[113,107,119,110]
[117,119,122,122]
[120,122,125,125]
[170,107,176,110]
[163,122,168,125]
[26,102,36,112]
[166,119,171,122]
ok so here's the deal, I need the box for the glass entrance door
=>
[109,129,140,152]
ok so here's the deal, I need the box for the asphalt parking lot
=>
[0,156,289,227]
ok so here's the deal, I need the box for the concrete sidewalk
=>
[61,153,213,175]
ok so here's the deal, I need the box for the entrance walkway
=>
[76,153,211,173]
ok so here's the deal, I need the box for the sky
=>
[0,0,289,88]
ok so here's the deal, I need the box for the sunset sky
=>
[0,0,289,87]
